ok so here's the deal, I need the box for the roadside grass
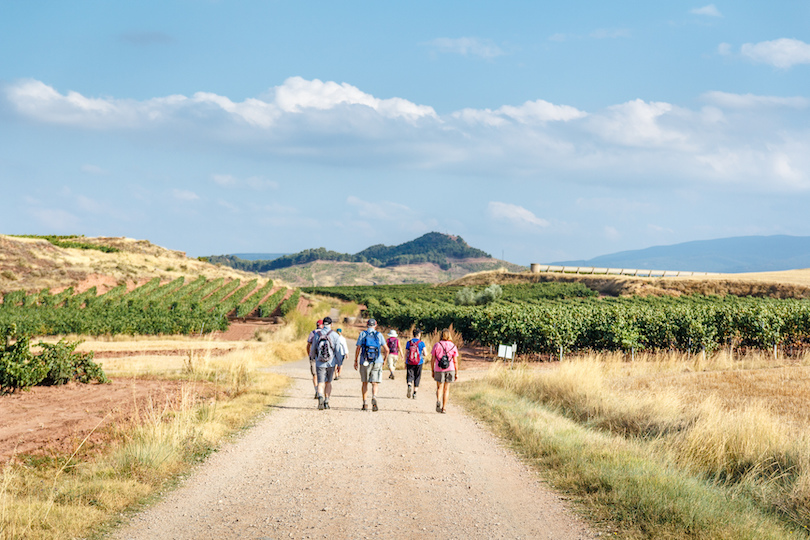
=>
[456,355,810,539]
[0,345,291,540]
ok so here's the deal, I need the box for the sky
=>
[2,1,810,265]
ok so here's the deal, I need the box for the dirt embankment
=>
[447,270,810,299]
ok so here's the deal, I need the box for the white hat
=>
[387,330,397,337]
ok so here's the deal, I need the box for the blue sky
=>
[2,1,810,265]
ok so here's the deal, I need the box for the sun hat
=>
[367,319,377,327]
[387,330,397,337]
[317,319,323,326]
[322,316,332,325]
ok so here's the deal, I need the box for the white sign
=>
[497,344,515,360]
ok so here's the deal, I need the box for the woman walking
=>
[386,330,401,380]
[431,329,459,414]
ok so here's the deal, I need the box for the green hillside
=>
[208,232,492,272]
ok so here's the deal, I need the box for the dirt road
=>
[113,347,592,539]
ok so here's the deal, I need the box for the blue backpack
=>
[362,331,381,362]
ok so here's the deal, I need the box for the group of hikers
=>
[306,317,459,413]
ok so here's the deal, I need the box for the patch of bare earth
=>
[0,379,206,461]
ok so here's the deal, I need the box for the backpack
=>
[316,330,335,363]
[362,331,381,363]
[407,339,422,365]
[386,336,399,354]
[437,342,451,369]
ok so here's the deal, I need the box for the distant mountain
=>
[208,232,494,273]
[552,235,810,273]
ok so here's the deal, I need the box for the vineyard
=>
[0,276,294,337]
[305,283,810,357]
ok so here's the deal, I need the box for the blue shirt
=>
[405,338,426,365]
[313,326,343,367]
[356,330,385,364]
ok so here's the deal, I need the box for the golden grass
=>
[464,352,810,536]
[0,338,293,539]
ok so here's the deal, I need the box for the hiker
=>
[431,329,459,414]
[354,319,388,411]
[404,328,426,399]
[313,316,343,410]
[335,328,349,380]
[386,330,401,380]
[306,319,323,399]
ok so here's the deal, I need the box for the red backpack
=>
[407,339,422,365]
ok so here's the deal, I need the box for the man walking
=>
[306,319,324,399]
[354,319,388,411]
[313,317,343,410]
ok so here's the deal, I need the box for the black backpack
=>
[437,342,451,369]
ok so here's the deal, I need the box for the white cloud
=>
[690,4,722,17]
[741,38,810,69]
[487,202,549,228]
[717,42,732,56]
[3,77,436,131]
[454,99,586,126]
[425,37,504,59]
[702,91,808,109]
[273,77,436,121]
[172,189,199,201]
[6,77,810,193]
[587,99,686,148]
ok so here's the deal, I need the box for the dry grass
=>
[0,337,294,539]
[471,351,810,535]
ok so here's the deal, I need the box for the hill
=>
[553,235,810,273]
[0,235,257,294]
[265,258,523,287]
[207,232,494,272]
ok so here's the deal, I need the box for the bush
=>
[0,328,107,393]
[454,284,503,306]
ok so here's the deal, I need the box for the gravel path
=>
[113,346,593,540]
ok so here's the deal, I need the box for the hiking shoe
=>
[334,375,339,381]
[407,384,412,398]
[318,396,325,410]
[412,390,417,399]
[389,373,395,380]
[436,401,442,413]
[324,401,330,409]
[314,391,319,399]
[372,398,379,412]
[361,402,368,411]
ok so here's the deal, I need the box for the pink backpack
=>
[386,336,399,354]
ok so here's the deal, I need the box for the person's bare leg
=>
[442,382,450,411]
[324,381,332,400]
[361,381,369,404]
